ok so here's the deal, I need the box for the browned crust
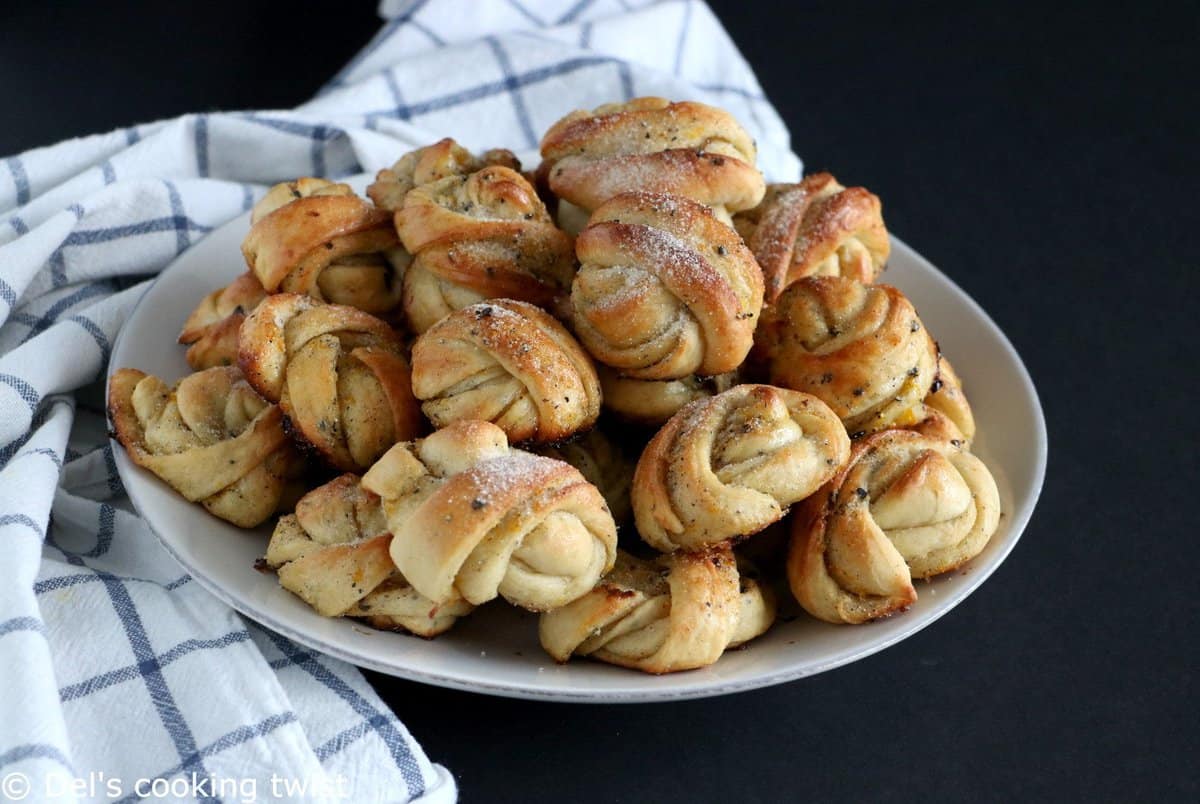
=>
[242,194,395,292]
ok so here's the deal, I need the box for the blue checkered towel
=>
[0,1,799,801]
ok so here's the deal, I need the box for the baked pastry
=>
[597,365,737,426]
[263,474,471,637]
[367,137,520,212]
[108,366,300,527]
[360,421,618,611]
[572,192,763,380]
[734,174,889,303]
[394,163,575,333]
[539,97,765,226]
[632,384,850,552]
[242,178,406,319]
[238,293,423,472]
[754,276,938,435]
[533,429,632,523]
[538,545,774,673]
[919,357,975,445]
[410,299,601,443]
[178,272,267,370]
[788,430,1001,624]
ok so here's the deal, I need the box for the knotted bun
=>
[632,384,850,552]
[361,421,618,611]
[572,191,763,380]
[238,293,423,472]
[410,299,600,443]
[108,367,300,527]
[788,430,1000,624]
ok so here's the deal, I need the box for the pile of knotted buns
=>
[108,97,1001,675]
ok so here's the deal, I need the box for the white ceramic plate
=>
[109,175,1047,702]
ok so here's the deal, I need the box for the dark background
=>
[3,1,1194,801]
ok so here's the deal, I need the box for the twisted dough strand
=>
[754,276,938,434]
[411,299,601,443]
[633,384,850,552]
[238,293,423,471]
[540,97,765,223]
[108,367,299,527]
[395,164,575,333]
[367,137,520,212]
[788,430,1001,624]
[178,272,267,370]
[361,421,618,611]
[242,179,405,319]
[735,174,890,303]
[264,474,472,636]
[572,192,763,380]
[538,545,775,674]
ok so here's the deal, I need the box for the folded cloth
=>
[0,1,799,801]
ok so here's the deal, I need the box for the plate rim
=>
[106,217,1048,703]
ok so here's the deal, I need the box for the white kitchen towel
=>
[0,1,800,802]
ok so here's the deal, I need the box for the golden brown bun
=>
[241,179,405,320]
[411,299,600,443]
[394,164,575,333]
[571,192,764,380]
[539,97,765,221]
[178,272,267,370]
[107,367,300,527]
[632,384,850,552]
[360,421,618,611]
[787,430,1001,624]
[754,276,938,434]
[735,174,889,303]
[597,365,737,426]
[263,474,472,637]
[538,545,774,674]
[533,429,632,523]
[367,138,520,212]
[238,293,423,472]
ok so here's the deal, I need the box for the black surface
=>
[5,1,1194,801]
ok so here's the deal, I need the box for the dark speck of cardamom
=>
[852,388,864,396]
[475,306,494,319]
[910,320,921,332]
[471,499,486,510]
[820,372,834,384]
[930,378,944,393]
[716,245,727,256]
[855,487,869,499]
[850,430,867,439]
[907,366,920,377]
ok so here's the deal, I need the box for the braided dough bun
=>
[788,430,1000,624]
[394,164,575,333]
[533,429,632,523]
[366,137,520,212]
[242,178,405,319]
[107,367,300,527]
[263,474,471,637]
[572,192,764,380]
[178,272,267,370]
[754,276,938,435]
[539,97,765,225]
[734,174,890,304]
[361,421,618,611]
[538,545,775,674]
[597,364,737,426]
[633,384,850,552]
[238,293,423,472]
[411,299,600,443]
